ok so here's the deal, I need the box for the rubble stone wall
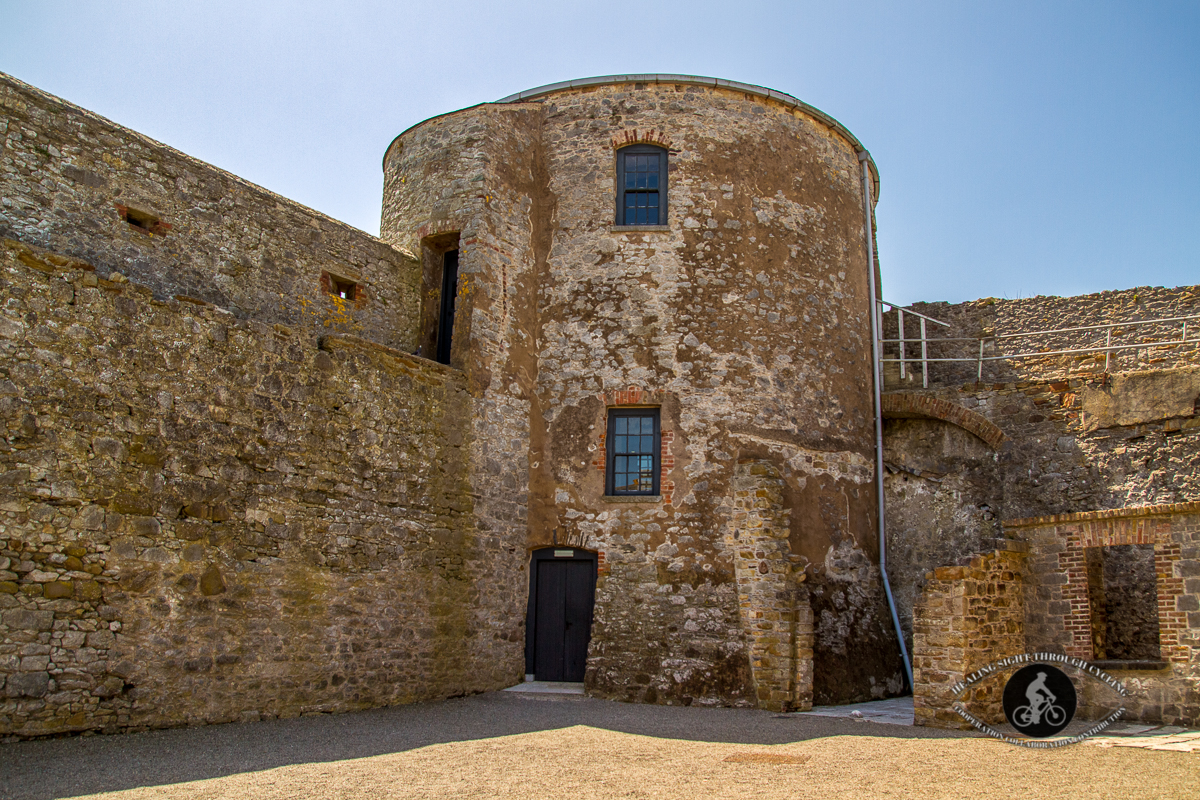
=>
[883,287,1200,659]
[383,80,905,707]
[0,72,419,351]
[0,238,524,737]
[912,545,1028,729]
[886,284,1200,388]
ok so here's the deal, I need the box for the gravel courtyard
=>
[2,692,1195,800]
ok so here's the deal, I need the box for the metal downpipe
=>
[858,151,914,691]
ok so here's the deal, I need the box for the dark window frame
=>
[615,144,668,226]
[605,408,661,496]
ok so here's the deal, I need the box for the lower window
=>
[606,409,660,495]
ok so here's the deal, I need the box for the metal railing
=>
[879,301,1200,386]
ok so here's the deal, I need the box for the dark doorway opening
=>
[417,232,460,364]
[525,548,597,682]
[435,248,459,365]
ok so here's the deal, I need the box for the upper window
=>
[606,409,660,495]
[616,145,667,226]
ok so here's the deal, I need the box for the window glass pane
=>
[620,149,664,227]
[608,410,660,494]
[624,197,637,224]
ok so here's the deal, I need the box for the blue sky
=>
[2,1,1196,305]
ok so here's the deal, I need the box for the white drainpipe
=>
[858,151,914,690]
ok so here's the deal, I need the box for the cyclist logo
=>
[1003,663,1076,738]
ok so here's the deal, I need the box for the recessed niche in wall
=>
[331,275,356,301]
[1086,544,1161,661]
[115,204,171,236]
[418,232,461,365]
[320,271,359,302]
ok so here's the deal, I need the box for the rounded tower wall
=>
[382,78,904,707]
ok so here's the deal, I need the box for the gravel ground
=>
[1,693,1194,800]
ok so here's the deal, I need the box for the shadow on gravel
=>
[0,692,964,800]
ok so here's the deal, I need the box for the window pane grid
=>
[608,412,658,495]
[618,147,665,226]
[624,192,659,225]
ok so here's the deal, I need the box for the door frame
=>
[524,547,598,679]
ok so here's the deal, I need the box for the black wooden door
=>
[528,552,595,682]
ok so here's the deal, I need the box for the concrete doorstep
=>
[796,697,916,726]
[503,679,586,695]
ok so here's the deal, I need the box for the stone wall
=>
[382,80,906,708]
[882,286,1200,658]
[885,284,1200,387]
[912,545,1028,728]
[1087,544,1161,661]
[0,71,419,351]
[1007,504,1200,726]
[0,238,525,737]
[725,460,811,711]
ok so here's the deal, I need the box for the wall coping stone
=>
[1003,500,1200,529]
[386,74,880,200]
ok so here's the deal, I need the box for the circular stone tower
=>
[381,75,903,709]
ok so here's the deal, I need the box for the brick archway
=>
[882,392,1006,449]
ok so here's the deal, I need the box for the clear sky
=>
[1,1,1196,305]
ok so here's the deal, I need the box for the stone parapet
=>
[0,71,418,351]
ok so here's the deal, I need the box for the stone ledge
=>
[601,495,661,503]
[608,225,671,233]
[1003,501,1200,529]
[1089,659,1170,671]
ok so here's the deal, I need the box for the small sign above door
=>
[554,549,574,557]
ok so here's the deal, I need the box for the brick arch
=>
[610,129,673,150]
[881,392,1007,449]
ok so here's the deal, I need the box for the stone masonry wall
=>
[1008,504,1200,727]
[886,284,1200,387]
[383,82,905,709]
[912,544,1028,729]
[883,287,1200,661]
[725,460,812,711]
[521,82,901,707]
[1,71,419,351]
[0,238,525,737]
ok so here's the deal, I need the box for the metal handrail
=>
[878,302,1200,385]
